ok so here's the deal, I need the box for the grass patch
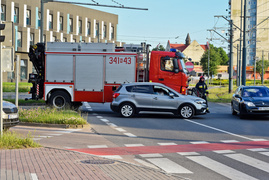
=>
[208,86,237,103]
[19,108,87,125]
[4,99,45,105]
[0,131,41,149]
[3,82,32,92]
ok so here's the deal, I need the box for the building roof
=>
[167,40,208,52]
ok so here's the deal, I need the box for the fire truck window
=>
[161,58,174,72]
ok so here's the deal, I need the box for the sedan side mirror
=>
[169,93,175,98]
[234,94,240,98]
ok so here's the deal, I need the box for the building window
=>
[1,5,6,21]
[69,18,73,33]
[95,22,99,37]
[52,36,57,42]
[63,37,67,42]
[103,25,107,38]
[38,12,41,28]
[87,21,91,35]
[43,34,46,43]
[78,20,82,34]
[73,38,76,42]
[49,14,53,29]
[20,60,27,80]
[111,26,114,39]
[7,72,14,80]
[26,9,31,25]
[14,7,19,23]
[30,33,34,45]
[59,16,63,31]
[17,31,22,47]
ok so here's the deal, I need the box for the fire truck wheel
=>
[179,104,194,119]
[49,91,71,109]
[120,103,135,118]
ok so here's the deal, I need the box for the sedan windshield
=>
[242,88,269,97]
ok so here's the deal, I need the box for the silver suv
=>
[110,82,207,119]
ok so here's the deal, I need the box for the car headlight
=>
[195,99,206,104]
[244,101,255,107]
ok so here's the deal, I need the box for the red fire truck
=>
[28,42,189,109]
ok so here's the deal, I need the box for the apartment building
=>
[0,0,118,82]
[230,0,269,66]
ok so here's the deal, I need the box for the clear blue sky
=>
[64,0,229,49]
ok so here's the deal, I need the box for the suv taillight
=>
[113,93,120,99]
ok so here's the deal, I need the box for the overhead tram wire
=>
[53,1,148,10]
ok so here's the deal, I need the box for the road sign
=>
[185,61,194,72]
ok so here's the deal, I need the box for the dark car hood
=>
[243,97,269,106]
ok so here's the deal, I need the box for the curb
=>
[18,122,90,129]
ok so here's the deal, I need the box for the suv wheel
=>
[179,104,194,119]
[120,103,135,118]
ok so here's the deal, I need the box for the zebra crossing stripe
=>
[187,156,258,180]
[225,153,269,173]
[147,158,193,174]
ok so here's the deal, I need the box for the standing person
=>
[195,76,210,113]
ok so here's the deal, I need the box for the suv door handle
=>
[153,97,158,100]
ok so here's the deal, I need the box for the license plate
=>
[258,107,269,111]
[8,114,18,119]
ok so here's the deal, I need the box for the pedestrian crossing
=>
[67,140,269,180]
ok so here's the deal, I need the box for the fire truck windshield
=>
[180,59,188,74]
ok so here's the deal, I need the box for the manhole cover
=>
[81,159,115,165]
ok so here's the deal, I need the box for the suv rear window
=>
[126,85,151,94]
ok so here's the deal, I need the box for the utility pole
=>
[207,41,210,85]
[261,50,264,85]
[15,55,19,107]
[238,0,244,86]
[229,20,234,93]
[242,0,247,86]
[237,44,239,86]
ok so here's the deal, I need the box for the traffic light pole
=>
[242,0,247,86]
[229,20,234,93]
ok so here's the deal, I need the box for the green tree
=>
[256,59,269,83]
[217,47,229,65]
[200,44,221,78]
[152,44,165,51]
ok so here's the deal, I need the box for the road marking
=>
[96,116,103,119]
[260,152,269,156]
[48,134,62,136]
[124,133,137,137]
[177,152,200,156]
[225,153,269,173]
[247,148,268,152]
[125,144,144,147]
[115,128,126,132]
[38,136,53,138]
[190,141,209,144]
[101,155,122,159]
[187,156,258,180]
[32,138,42,141]
[251,139,267,141]
[87,145,108,148]
[134,159,159,169]
[221,140,239,143]
[106,123,118,127]
[158,142,177,146]
[100,119,109,123]
[30,173,38,180]
[213,150,235,154]
[139,154,163,158]
[68,140,269,156]
[185,119,254,140]
[92,113,98,116]
[147,158,193,174]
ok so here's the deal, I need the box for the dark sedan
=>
[231,86,269,118]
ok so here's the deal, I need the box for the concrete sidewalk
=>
[0,147,184,180]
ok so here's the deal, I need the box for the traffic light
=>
[0,24,5,42]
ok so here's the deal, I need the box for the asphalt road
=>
[78,102,269,180]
